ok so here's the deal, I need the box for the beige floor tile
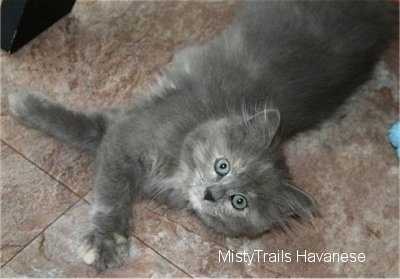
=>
[0,200,188,277]
[0,142,80,266]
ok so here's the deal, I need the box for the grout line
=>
[83,197,192,276]
[143,204,229,249]
[131,234,193,278]
[1,139,90,200]
[80,199,192,276]
[0,140,88,267]
[0,198,82,268]
[81,196,192,276]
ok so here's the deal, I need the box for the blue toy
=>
[389,122,400,158]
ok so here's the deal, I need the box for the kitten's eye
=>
[231,195,247,210]
[214,158,230,176]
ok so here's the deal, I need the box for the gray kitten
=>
[8,0,393,272]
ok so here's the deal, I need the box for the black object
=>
[1,0,76,53]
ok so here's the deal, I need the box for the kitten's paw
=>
[80,231,130,273]
[8,91,47,121]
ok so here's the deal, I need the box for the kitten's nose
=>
[204,188,216,202]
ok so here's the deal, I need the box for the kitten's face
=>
[181,111,315,237]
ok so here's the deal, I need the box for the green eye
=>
[231,195,247,210]
[214,158,230,176]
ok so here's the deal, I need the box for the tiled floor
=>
[1,1,399,277]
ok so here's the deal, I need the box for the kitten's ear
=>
[242,109,281,140]
[279,184,316,217]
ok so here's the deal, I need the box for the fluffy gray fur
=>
[8,1,393,272]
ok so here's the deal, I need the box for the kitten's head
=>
[180,109,315,237]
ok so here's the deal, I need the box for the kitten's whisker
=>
[150,186,171,202]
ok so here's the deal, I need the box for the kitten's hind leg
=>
[8,91,113,153]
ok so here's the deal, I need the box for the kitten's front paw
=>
[7,91,47,123]
[80,230,130,272]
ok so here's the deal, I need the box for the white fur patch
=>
[8,91,48,119]
[189,189,203,211]
[82,248,99,265]
[8,93,29,118]
[112,233,127,245]
[156,74,177,90]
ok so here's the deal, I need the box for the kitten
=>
[8,0,393,272]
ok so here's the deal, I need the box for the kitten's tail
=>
[8,92,117,153]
